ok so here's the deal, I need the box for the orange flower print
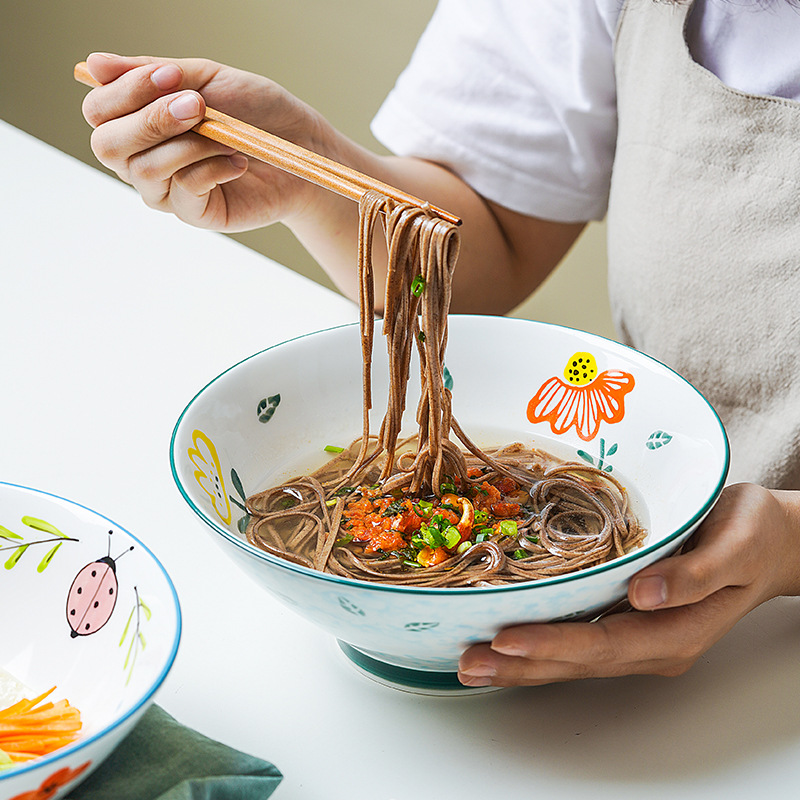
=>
[8,760,91,800]
[527,352,634,442]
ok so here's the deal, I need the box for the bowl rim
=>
[169,315,730,596]
[0,481,182,782]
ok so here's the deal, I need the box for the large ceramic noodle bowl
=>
[170,315,728,693]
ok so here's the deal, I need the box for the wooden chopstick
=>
[74,61,461,226]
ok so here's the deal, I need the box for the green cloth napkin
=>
[66,705,282,800]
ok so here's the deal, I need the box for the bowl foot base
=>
[337,641,502,696]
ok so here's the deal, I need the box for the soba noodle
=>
[245,191,645,586]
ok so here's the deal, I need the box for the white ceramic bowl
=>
[170,316,727,693]
[0,483,180,799]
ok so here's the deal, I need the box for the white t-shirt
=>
[371,0,800,222]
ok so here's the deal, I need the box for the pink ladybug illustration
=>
[66,530,133,638]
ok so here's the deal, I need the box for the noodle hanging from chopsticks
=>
[245,192,645,586]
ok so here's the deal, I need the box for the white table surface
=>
[2,119,799,800]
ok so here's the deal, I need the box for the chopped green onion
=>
[499,520,518,538]
[525,534,540,544]
[411,274,427,296]
[411,534,425,549]
[474,509,489,524]
[440,480,456,494]
[416,500,433,518]
[457,541,472,554]
[325,499,338,507]
[444,526,461,549]
[324,444,345,453]
[512,549,528,560]
[475,530,490,543]
[335,533,354,545]
[421,527,442,548]
[418,331,426,343]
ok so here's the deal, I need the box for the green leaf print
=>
[257,394,281,423]
[22,517,68,537]
[0,525,23,541]
[646,431,673,450]
[5,545,29,570]
[37,542,63,573]
[230,468,247,503]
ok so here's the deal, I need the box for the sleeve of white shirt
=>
[371,0,621,223]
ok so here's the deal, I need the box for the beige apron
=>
[608,0,800,489]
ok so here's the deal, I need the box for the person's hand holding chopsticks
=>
[77,52,585,314]
[80,53,349,235]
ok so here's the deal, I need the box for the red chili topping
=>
[341,474,527,560]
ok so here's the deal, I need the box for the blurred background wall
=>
[0,0,613,338]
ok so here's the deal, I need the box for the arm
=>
[288,145,585,314]
[458,483,800,686]
[80,53,584,314]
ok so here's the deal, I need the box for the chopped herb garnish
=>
[421,526,444,549]
[499,520,518,538]
[335,533,354,545]
[443,526,461,549]
[381,500,406,517]
[411,274,427,296]
[324,444,345,453]
[415,500,433,517]
[512,549,528,560]
[456,541,472,554]
[418,513,461,549]
[474,509,489,524]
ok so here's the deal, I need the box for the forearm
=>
[286,139,585,315]
[769,488,800,597]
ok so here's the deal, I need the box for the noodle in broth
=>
[245,191,645,586]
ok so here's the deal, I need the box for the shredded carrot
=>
[0,687,82,764]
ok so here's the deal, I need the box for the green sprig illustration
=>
[119,586,152,685]
[229,467,251,535]
[1,517,78,572]
[577,438,618,473]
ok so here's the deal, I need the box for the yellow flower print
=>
[188,429,231,524]
[563,352,599,386]
[527,352,635,442]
